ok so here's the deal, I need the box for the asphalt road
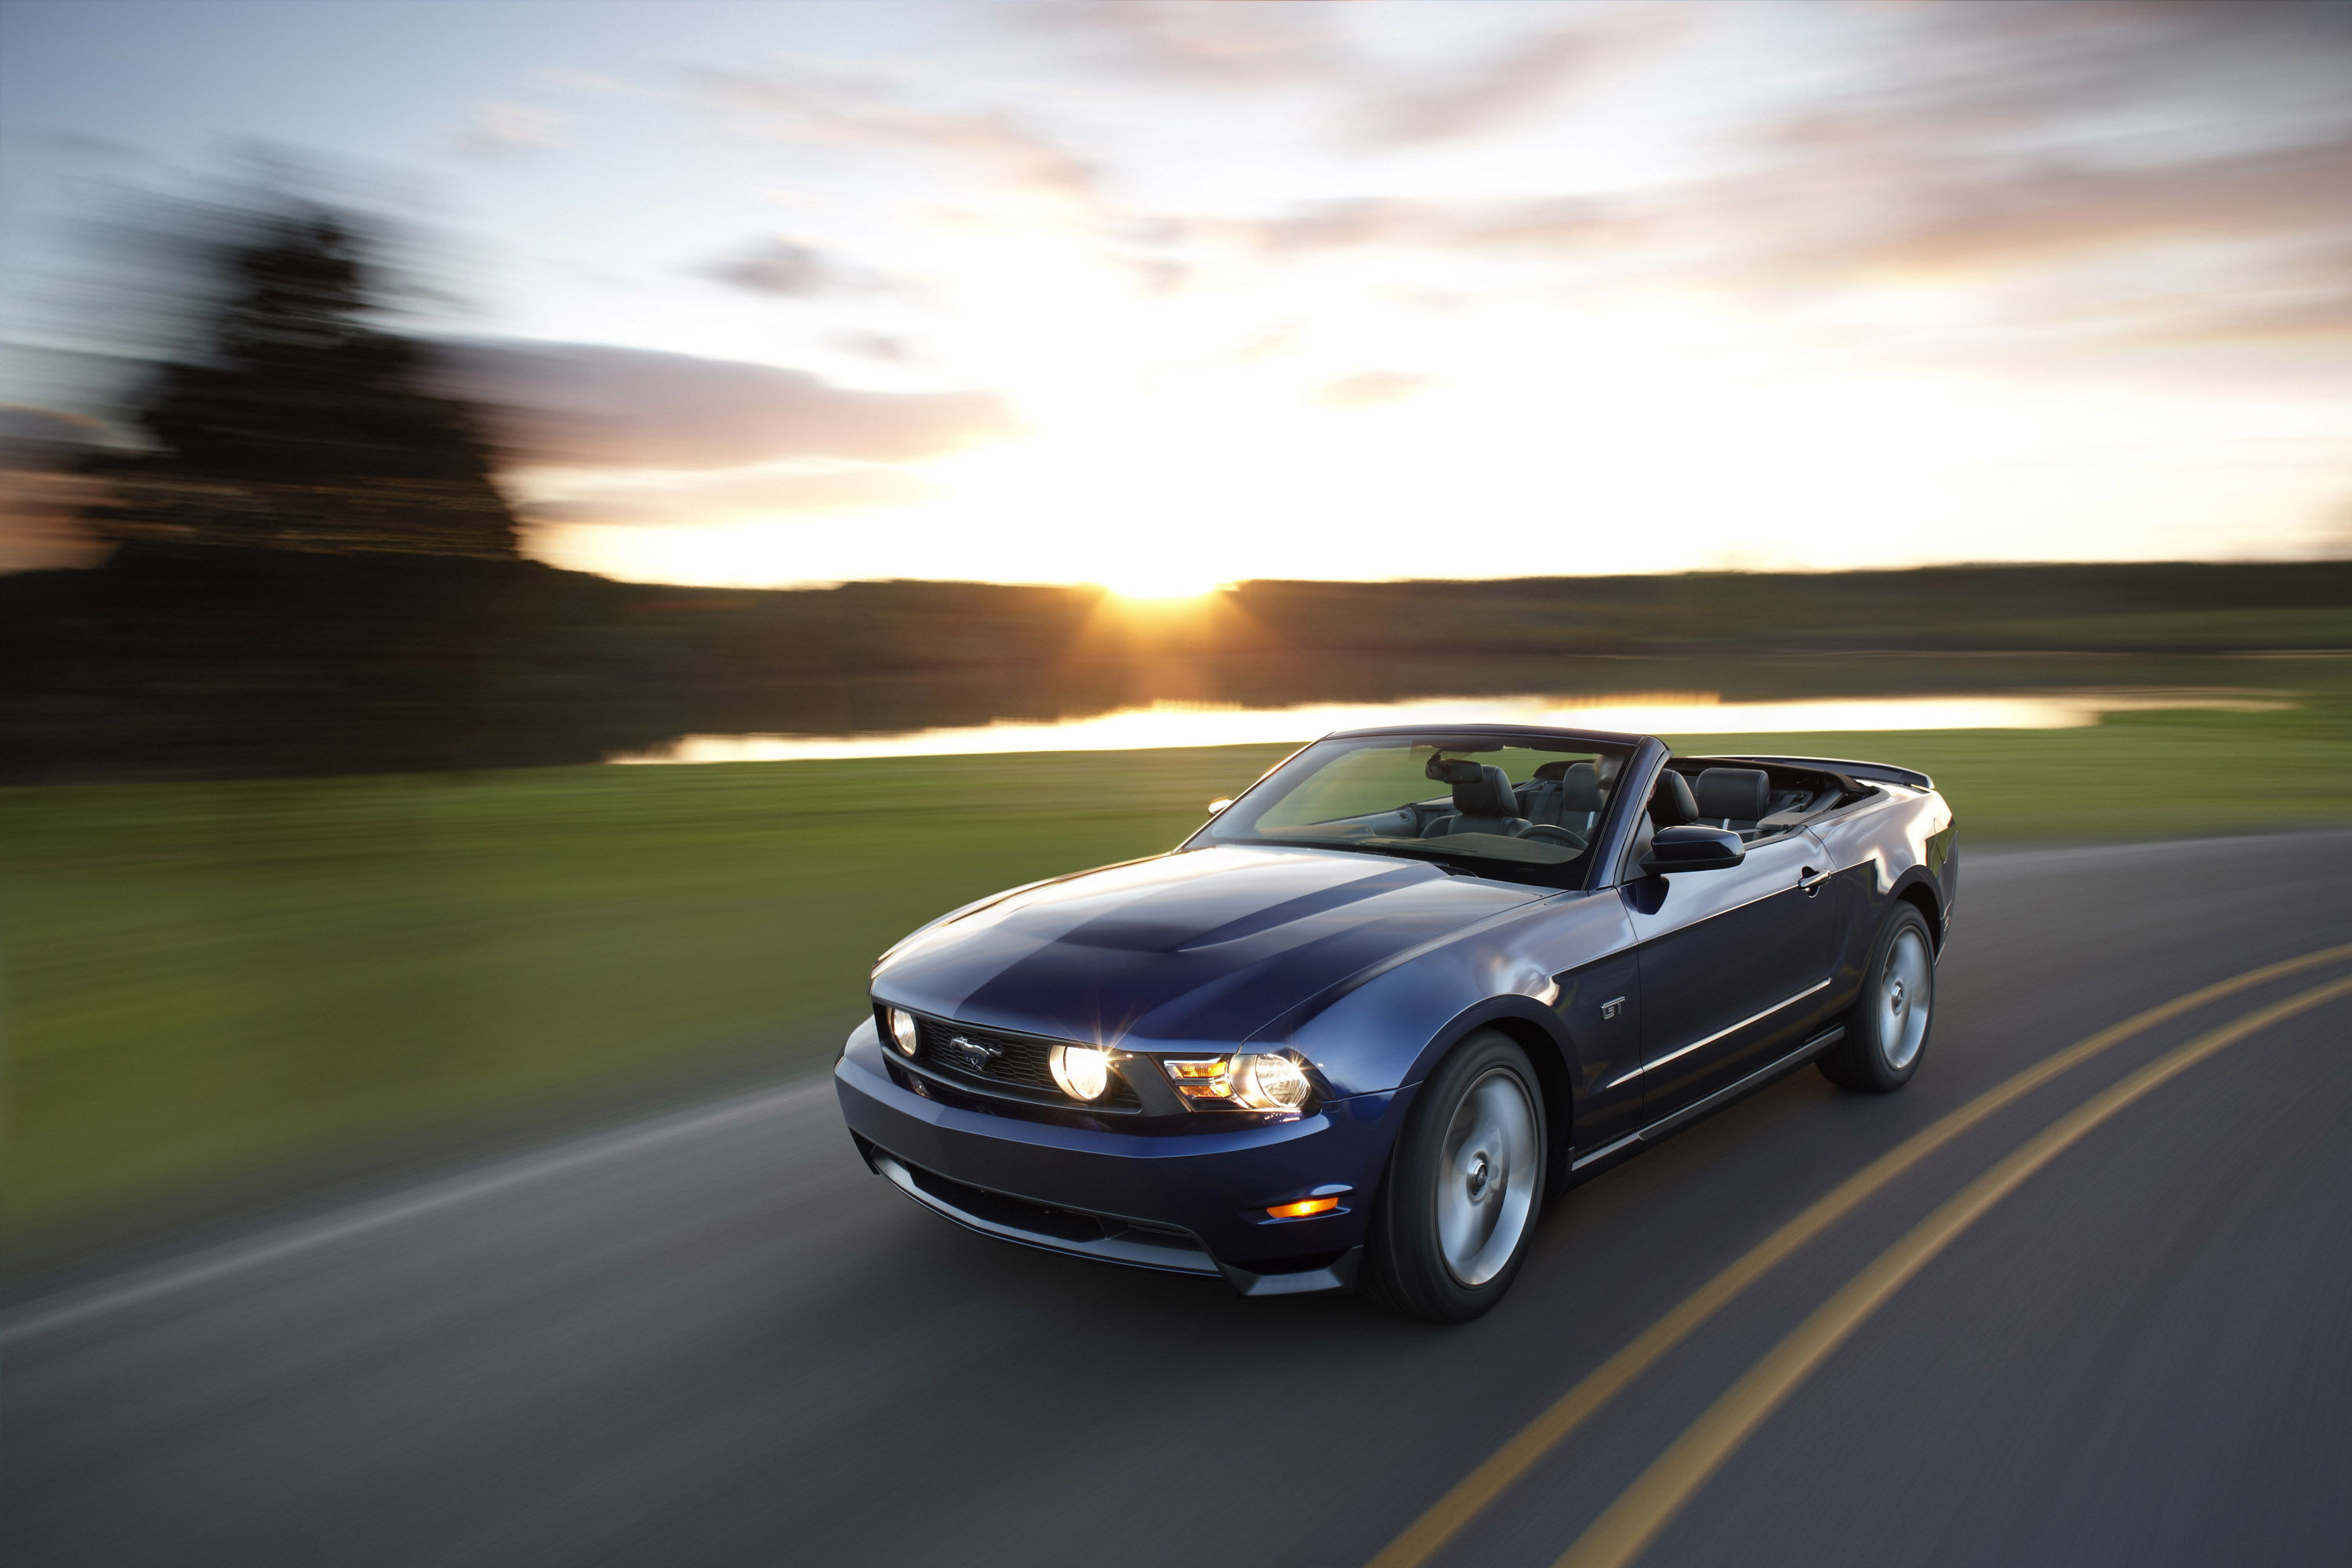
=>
[9,831,2352,1568]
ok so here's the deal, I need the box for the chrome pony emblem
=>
[949,1035,1000,1071]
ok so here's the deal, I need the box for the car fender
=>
[1263,888,1637,1103]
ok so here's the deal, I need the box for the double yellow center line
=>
[1369,942,2352,1568]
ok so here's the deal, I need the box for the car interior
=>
[1653,759,1870,840]
[1609,761,1863,884]
[1223,742,1624,869]
[1216,742,1875,880]
[1611,758,1875,876]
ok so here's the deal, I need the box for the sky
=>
[2,0,2350,592]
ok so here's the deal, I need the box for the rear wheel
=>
[1819,903,1936,1092]
[1363,1030,1546,1321]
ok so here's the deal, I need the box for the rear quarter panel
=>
[1806,782,1959,1009]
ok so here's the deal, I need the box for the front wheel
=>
[1363,1030,1546,1322]
[1819,902,1936,1092]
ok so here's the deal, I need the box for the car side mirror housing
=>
[1641,825,1744,873]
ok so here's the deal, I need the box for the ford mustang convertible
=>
[834,725,1958,1320]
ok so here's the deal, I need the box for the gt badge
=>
[1600,996,1626,1021]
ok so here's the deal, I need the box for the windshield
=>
[1192,734,1633,887]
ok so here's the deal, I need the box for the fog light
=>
[1267,1196,1340,1219]
[1232,1052,1312,1111]
[887,1007,920,1058]
[1050,1043,1112,1102]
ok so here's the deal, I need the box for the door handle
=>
[1798,866,1831,897]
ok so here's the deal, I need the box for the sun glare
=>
[1100,568,1222,601]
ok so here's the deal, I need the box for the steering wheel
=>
[1519,824,1586,849]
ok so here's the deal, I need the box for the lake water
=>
[608,688,2286,765]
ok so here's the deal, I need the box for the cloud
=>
[1157,3,2352,359]
[1769,134,2352,282]
[1228,324,1301,365]
[700,236,913,299]
[690,61,1097,201]
[434,339,1022,470]
[1763,0,2352,154]
[452,100,565,158]
[0,404,104,463]
[1313,371,1432,410]
[702,238,834,296]
[1237,130,2350,289]
[1346,12,1687,147]
[519,462,935,528]
[1036,0,1348,89]
[829,330,931,365]
[1035,0,1682,147]
[1211,194,1642,260]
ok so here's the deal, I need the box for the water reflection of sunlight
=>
[609,690,2288,765]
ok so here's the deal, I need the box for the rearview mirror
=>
[1642,825,1744,874]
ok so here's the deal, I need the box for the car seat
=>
[1422,761,1533,838]
[1693,767,1771,837]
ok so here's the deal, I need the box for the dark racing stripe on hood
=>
[871,847,1543,1048]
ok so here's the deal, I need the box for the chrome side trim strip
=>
[1602,976,1833,1089]
[1569,1131,1643,1171]
[1573,1021,1847,1172]
[1634,1022,1846,1143]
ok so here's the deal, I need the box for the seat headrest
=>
[1452,764,1519,819]
[1428,756,1521,818]
[1650,769,1700,824]
[1695,767,1770,822]
[1533,759,1604,808]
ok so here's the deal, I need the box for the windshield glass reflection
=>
[1197,734,1639,884]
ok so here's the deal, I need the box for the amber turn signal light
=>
[1266,1196,1340,1219]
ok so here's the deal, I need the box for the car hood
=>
[870,846,1546,1048]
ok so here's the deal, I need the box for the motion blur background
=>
[3,0,2350,1258]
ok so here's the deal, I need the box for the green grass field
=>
[6,676,2350,1236]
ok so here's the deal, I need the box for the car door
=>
[1622,827,1839,1115]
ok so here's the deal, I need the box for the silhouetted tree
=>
[85,209,520,558]
[25,203,558,776]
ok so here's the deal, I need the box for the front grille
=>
[899,1013,1142,1111]
[917,1017,1055,1091]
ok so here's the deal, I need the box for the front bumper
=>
[833,1021,1406,1295]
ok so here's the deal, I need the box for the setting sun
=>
[1100,568,1223,601]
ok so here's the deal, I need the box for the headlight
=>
[1162,1051,1314,1112]
[1049,1043,1111,1102]
[1232,1052,1312,1111]
[886,1007,920,1058]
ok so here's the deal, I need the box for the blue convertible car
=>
[835,725,1958,1319]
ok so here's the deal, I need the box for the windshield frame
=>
[1183,725,1651,892]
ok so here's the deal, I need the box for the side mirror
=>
[1642,825,1744,874]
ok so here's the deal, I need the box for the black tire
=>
[1819,902,1936,1092]
[1363,1029,1548,1322]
